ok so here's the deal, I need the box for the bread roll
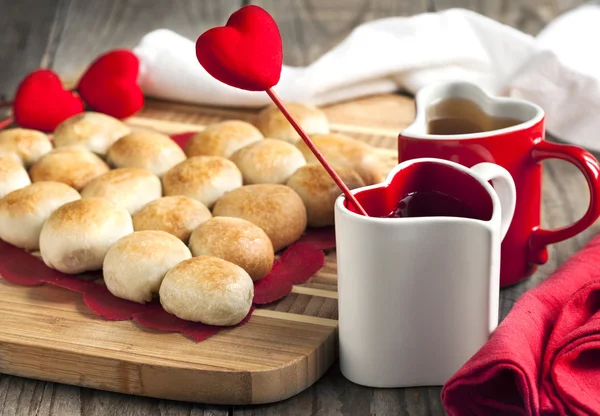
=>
[0,128,53,167]
[0,148,22,165]
[184,120,264,158]
[132,195,212,243]
[29,147,110,191]
[159,256,254,326]
[0,181,80,250]
[296,133,384,185]
[53,112,130,155]
[0,156,31,198]
[81,168,162,214]
[255,102,329,143]
[212,184,307,251]
[103,230,192,303]
[286,163,365,227]
[162,156,242,208]
[189,217,274,281]
[39,198,133,274]
[106,130,186,177]
[230,138,306,184]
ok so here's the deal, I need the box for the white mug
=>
[334,157,516,388]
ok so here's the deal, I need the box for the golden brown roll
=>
[286,163,365,227]
[254,102,329,144]
[0,156,31,198]
[29,147,110,191]
[0,128,52,166]
[103,230,192,303]
[229,138,306,184]
[189,217,274,281]
[52,112,130,156]
[80,168,162,214]
[39,198,133,274]
[295,133,384,185]
[159,255,254,326]
[184,120,264,158]
[132,195,212,243]
[212,184,307,251]
[162,156,242,208]
[0,181,80,250]
[106,130,186,177]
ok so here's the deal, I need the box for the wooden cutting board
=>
[0,94,407,405]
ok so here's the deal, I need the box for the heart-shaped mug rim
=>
[401,80,545,141]
[334,157,502,226]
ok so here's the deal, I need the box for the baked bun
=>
[0,128,52,166]
[162,156,242,208]
[53,112,130,155]
[29,147,110,191]
[230,138,306,184]
[212,184,307,251]
[132,195,212,243]
[296,133,384,185]
[0,149,22,165]
[103,230,192,303]
[286,163,365,227]
[106,130,186,177]
[81,168,162,214]
[0,156,31,198]
[255,102,329,143]
[159,256,254,326]
[0,181,80,250]
[189,217,274,281]
[39,198,133,274]
[184,120,264,158]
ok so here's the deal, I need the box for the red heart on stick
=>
[195,5,283,91]
[77,49,144,119]
[13,69,84,131]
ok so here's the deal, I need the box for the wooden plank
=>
[251,0,429,66]
[433,0,586,35]
[50,0,243,84]
[0,0,63,100]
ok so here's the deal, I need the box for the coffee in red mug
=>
[398,81,600,287]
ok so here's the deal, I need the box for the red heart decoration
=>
[195,5,283,91]
[13,69,84,131]
[77,49,144,119]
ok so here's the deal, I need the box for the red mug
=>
[398,81,600,287]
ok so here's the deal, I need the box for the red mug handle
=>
[528,140,600,264]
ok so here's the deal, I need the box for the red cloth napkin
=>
[441,233,600,416]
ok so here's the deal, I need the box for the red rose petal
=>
[253,259,293,304]
[279,243,326,285]
[0,240,92,291]
[83,284,152,320]
[297,227,336,250]
[170,132,195,149]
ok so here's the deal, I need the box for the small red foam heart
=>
[77,49,144,119]
[196,5,282,91]
[13,69,84,131]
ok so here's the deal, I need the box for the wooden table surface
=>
[0,1,597,415]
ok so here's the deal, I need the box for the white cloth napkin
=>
[133,2,600,151]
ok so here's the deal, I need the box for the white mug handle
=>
[470,162,517,241]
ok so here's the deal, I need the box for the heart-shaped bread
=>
[13,69,84,131]
[77,49,144,119]
[195,5,282,91]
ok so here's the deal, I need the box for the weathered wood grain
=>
[0,375,230,416]
[433,0,586,34]
[0,0,63,100]
[50,0,243,84]
[251,0,429,66]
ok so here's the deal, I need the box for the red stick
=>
[0,116,13,130]
[266,88,368,216]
